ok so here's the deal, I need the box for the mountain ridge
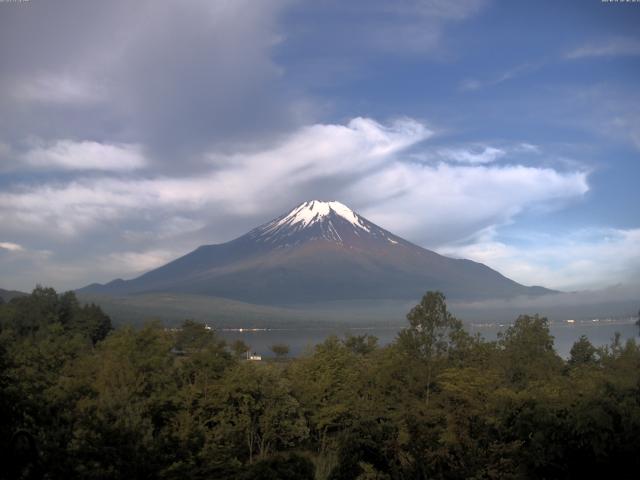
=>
[0,288,28,302]
[79,200,555,303]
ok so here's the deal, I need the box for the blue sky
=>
[0,0,638,292]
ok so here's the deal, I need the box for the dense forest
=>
[1,287,639,479]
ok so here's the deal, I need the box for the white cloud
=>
[411,142,541,166]
[313,0,488,56]
[0,118,431,236]
[0,119,586,245]
[566,38,640,59]
[564,85,640,151]
[408,0,487,20]
[0,117,594,290]
[460,62,542,92]
[0,243,176,291]
[440,228,640,291]
[352,161,589,245]
[437,146,506,164]
[459,79,482,92]
[121,217,207,243]
[517,143,540,153]
[12,74,106,105]
[22,140,147,171]
[105,249,178,277]
[0,242,24,252]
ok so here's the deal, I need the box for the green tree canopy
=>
[342,334,378,355]
[270,343,290,359]
[231,339,250,358]
[397,291,466,360]
[569,335,598,367]
[498,314,563,387]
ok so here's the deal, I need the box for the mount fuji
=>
[80,200,553,304]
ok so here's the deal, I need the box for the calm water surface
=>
[218,319,638,359]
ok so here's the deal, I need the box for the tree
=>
[0,287,112,346]
[270,343,290,359]
[498,314,563,387]
[175,319,219,352]
[58,290,79,327]
[231,339,250,358]
[328,420,399,480]
[236,453,315,480]
[397,291,465,360]
[569,335,597,367]
[287,336,362,452]
[174,320,233,407]
[7,285,59,335]
[216,364,308,462]
[67,323,179,478]
[71,302,112,345]
[342,334,378,355]
[396,291,466,405]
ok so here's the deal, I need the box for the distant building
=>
[247,352,262,361]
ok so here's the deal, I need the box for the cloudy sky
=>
[1,0,639,292]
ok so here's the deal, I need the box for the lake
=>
[218,318,639,359]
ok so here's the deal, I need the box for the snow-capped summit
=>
[248,200,401,247]
[274,200,369,231]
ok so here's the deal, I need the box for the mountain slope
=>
[79,200,554,303]
[0,288,28,302]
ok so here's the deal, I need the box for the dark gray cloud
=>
[0,0,301,170]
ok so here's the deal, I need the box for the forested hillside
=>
[1,288,639,479]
